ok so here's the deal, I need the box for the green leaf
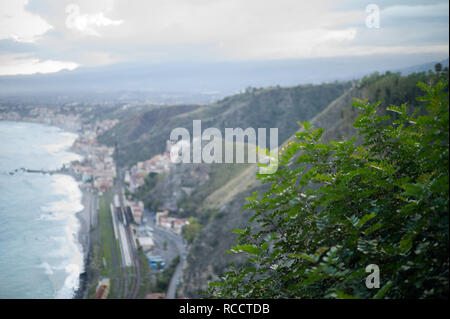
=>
[357,212,376,229]
[402,183,424,197]
[373,281,393,299]
[287,253,318,263]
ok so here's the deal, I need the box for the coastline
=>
[1,119,95,299]
[73,186,91,299]
[58,163,93,299]
[68,145,92,299]
[39,145,92,298]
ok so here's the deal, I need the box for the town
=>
[71,122,188,299]
[0,106,189,299]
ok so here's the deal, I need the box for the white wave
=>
[41,174,85,299]
[51,174,83,202]
[55,263,83,299]
[41,199,84,217]
[53,217,84,299]
[59,153,83,164]
[42,132,77,153]
[42,131,83,167]
[39,262,54,275]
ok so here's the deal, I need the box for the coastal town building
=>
[69,120,118,193]
[124,140,175,193]
[129,200,144,224]
[156,210,189,235]
[159,217,189,235]
[156,210,169,225]
[137,237,154,251]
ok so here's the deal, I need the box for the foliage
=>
[155,255,181,293]
[182,217,203,244]
[209,76,449,298]
[176,163,248,219]
[99,82,351,167]
[132,172,162,210]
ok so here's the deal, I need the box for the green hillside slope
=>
[178,70,439,297]
[99,82,351,167]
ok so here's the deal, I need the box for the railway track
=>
[127,227,142,299]
[115,177,142,299]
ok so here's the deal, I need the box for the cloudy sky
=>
[0,0,448,75]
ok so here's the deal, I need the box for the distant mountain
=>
[1,54,447,103]
[397,58,449,75]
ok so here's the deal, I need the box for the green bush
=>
[209,77,449,299]
[155,256,180,293]
[182,217,202,244]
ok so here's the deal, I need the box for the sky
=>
[0,0,448,75]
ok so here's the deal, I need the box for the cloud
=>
[382,2,449,19]
[0,0,448,75]
[65,3,123,37]
[0,53,78,75]
[218,28,358,60]
[0,0,53,43]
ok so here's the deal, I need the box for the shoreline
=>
[28,130,92,299]
[0,118,80,135]
[2,119,95,299]
[58,166,93,299]
[37,151,92,299]
[73,185,92,299]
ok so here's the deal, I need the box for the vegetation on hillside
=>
[154,255,180,293]
[99,82,351,167]
[209,71,449,298]
[182,217,202,244]
[130,172,162,211]
[180,69,448,297]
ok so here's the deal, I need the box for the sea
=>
[0,121,84,299]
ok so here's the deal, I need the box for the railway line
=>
[113,171,142,299]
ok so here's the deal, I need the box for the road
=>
[142,209,187,298]
[166,252,184,299]
[162,226,186,299]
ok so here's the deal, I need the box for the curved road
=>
[158,226,186,299]
[144,210,186,299]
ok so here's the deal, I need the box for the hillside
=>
[178,70,439,297]
[102,70,440,298]
[208,70,449,299]
[113,81,351,297]
[99,82,351,167]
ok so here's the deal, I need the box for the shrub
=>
[209,77,449,299]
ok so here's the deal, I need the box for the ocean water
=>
[0,121,84,299]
